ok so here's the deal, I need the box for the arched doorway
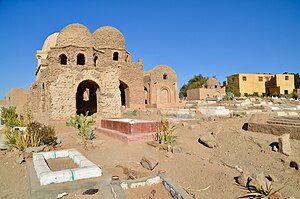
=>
[144,87,148,104]
[159,88,170,104]
[119,81,129,107]
[76,80,99,115]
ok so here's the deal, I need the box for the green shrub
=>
[4,122,57,150]
[66,112,96,138]
[0,106,23,128]
[291,92,298,100]
[233,112,247,117]
[27,122,56,145]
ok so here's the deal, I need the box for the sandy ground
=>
[0,111,300,199]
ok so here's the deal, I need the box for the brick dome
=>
[56,23,93,47]
[93,26,126,50]
[205,78,220,89]
[42,33,59,51]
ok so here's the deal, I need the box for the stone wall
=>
[4,88,29,114]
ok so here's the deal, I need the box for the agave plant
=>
[155,115,176,144]
[85,128,96,140]
[239,178,283,199]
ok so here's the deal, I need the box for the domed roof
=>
[56,23,93,47]
[205,77,220,88]
[42,32,59,51]
[93,26,126,50]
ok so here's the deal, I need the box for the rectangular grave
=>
[33,149,102,185]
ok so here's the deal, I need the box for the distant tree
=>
[179,74,208,99]
[293,73,300,88]
[179,84,188,99]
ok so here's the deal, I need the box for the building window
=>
[232,78,235,82]
[59,54,67,65]
[284,90,288,94]
[215,85,218,88]
[113,52,119,61]
[242,76,247,81]
[93,56,98,67]
[285,76,289,80]
[163,74,168,79]
[258,77,263,82]
[77,53,85,65]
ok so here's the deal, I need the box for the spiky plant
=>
[239,179,283,199]
[155,114,176,144]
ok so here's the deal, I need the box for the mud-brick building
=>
[29,23,179,123]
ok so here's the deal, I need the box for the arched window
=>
[163,74,168,80]
[93,56,98,67]
[59,54,67,65]
[113,52,119,61]
[77,53,85,65]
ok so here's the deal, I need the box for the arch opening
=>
[59,54,67,65]
[159,88,170,104]
[144,87,148,104]
[77,53,85,65]
[119,81,129,107]
[93,56,98,66]
[113,52,119,61]
[76,80,99,116]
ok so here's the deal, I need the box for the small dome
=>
[42,33,59,51]
[93,26,126,50]
[56,23,93,47]
[205,78,220,89]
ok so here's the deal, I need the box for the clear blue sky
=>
[0,0,299,99]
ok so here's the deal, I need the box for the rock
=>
[251,172,270,190]
[173,145,183,153]
[278,134,292,156]
[266,174,278,182]
[56,192,68,199]
[198,133,217,148]
[25,145,46,153]
[0,133,8,150]
[55,137,61,144]
[140,155,158,170]
[181,122,188,127]
[0,142,8,150]
[270,142,279,152]
[236,172,250,186]
[16,155,25,164]
[290,161,299,170]
[82,188,98,195]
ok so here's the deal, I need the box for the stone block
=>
[278,134,292,156]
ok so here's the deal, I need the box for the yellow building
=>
[227,73,295,96]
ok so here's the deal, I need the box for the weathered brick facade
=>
[28,23,178,124]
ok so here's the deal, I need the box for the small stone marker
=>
[140,155,158,170]
[198,133,217,148]
[278,134,292,156]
